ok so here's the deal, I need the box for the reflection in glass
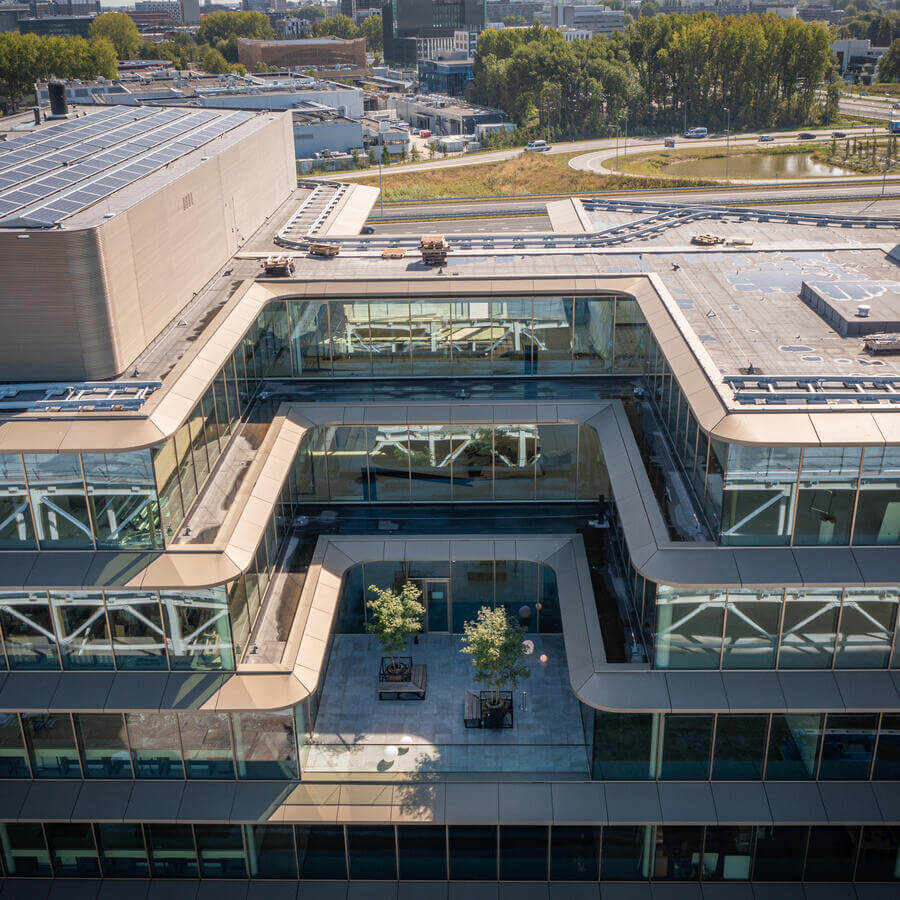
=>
[50,591,114,669]
[296,825,346,879]
[0,454,36,548]
[550,826,601,881]
[325,426,370,501]
[805,826,859,881]
[766,714,822,780]
[74,713,132,778]
[500,826,547,880]
[0,592,59,669]
[600,826,651,880]
[407,424,453,501]
[161,588,234,670]
[146,824,198,877]
[97,823,149,876]
[247,824,297,878]
[654,587,724,669]
[232,710,297,779]
[195,824,247,878]
[409,299,452,373]
[532,297,572,374]
[126,712,184,779]
[573,297,613,372]
[722,590,782,669]
[0,713,29,777]
[449,825,497,880]
[491,298,532,374]
[873,713,900,780]
[535,424,577,499]
[152,437,183,542]
[347,825,396,880]
[366,425,408,501]
[45,822,99,876]
[856,826,900,881]
[82,451,162,549]
[712,715,767,780]
[178,711,235,779]
[369,299,412,375]
[795,446,861,546]
[21,713,81,778]
[854,446,900,545]
[493,424,534,500]
[0,823,51,876]
[106,592,168,670]
[592,711,654,780]
[819,714,877,780]
[449,298,493,374]
[329,300,371,375]
[835,588,898,669]
[289,300,331,375]
[397,825,446,880]
[753,827,806,880]
[779,590,840,669]
[660,715,713,780]
[451,425,493,500]
[653,826,702,880]
[23,452,93,548]
[702,826,753,880]
[614,296,646,372]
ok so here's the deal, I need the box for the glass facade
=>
[589,710,899,782]
[0,821,894,881]
[336,559,560,634]
[0,710,298,781]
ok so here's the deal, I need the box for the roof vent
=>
[857,304,871,318]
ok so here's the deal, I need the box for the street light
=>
[723,106,730,181]
[620,113,628,163]
[614,124,620,169]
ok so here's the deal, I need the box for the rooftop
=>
[0,105,266,229]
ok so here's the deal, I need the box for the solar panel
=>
[0,108,256,227]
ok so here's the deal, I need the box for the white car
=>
[525,140,551,152]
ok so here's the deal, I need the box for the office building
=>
[17,12,94,34]
[550,3,625,36]
[0,98,898,896]
[417,57,475,95]
[382,0,486,65]
[236,35,368,70]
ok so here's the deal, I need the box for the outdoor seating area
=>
[304,633,589,777]
[378,657,428,700]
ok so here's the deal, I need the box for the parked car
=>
[798,132,816,140]
[758,134,774,142]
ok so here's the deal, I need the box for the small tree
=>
[367,582,424,676]
[460,606,529,707]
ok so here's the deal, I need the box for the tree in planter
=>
[460,606,529,720]
[367,582,424,679]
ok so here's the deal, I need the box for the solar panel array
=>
[0,107,256,228]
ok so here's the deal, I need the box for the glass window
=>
[720,445,799,546]
[195,824,246,878]
[702,826,753,880]
[450,297,493,375]
[186,405,210,488]
[397,825,446,880]
[106,591,168,670]
[0,592,59,669]
[74,713,132,779]
[805,826,859,881]
[0,823,51,876]
[654,587,724,669]
[451,425,493,501]
[347,825,396,880]
[600,826,650,880]
[232,710,297,779]
[126,712,184,779]
[873,713,900,780]
[704,439,727,532]
[45,822,99,877]
[82,451,162,550]
[178,712,234,779]
[407,424,453,501]
[836,588,898,669]
[152,437,183,543]
[550,825,601,881]
[819,713,877,780]
[660,715,713,780]
[573,296,613,373]
[766,714,822,780]
[499,826,547,881]
[23,453,93,549]
[96,823,149,877]
[794,447,861,546]
[247,824,296,878]
[856,826,900,881]
[712,715,767,780]
[146,824,198,878]
[494,559,538,632]
[577,424,608,502]
[591,711,654,780]
[296,825,346,879]
[535,424,578,499]
[369,299,412,375]
[288,299,331,376]
[172,421,198,514]
[753,826,807,881]
[329,299,371,375]
[409,299,453,374]
[0,454,36,548]
[0,714,29,778]
[451,560,493,633]
[336,563,366,634]
[21,713,81,778]
[652,826,702,880]
[161,588,234,671]
[722,589,782,669]
[532,296,573,374]
[779,589,840,669]
[49,591,113,670]
[494,424,535,500]
[368,425,411,502]
[854,446,900,546]
[449,826,496,880]
[491,297,532,374]
[325,426,370,501]
[614,296,646,373]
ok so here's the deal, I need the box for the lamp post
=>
[620,113,628,163]
[614,124,620,169]
[378,150,384,218]
[723,106,730,182]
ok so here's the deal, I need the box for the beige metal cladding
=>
[0,228,115,380]
[0,112,296,382]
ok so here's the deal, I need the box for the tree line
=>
[470,14,840,141]
[0,31,117,112]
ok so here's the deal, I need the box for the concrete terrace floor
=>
[304,633,590,777]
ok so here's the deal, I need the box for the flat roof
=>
[0,105,260,229]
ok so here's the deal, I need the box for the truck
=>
[889,119,900,134]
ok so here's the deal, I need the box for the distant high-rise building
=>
[382,0,486,64]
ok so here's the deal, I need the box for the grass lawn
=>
[352,150,713,201]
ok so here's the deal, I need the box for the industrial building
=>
[236,35,368,71]
[0,87,899,897]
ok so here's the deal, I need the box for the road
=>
[324,123,891,183]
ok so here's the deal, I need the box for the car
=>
[860,91,869,97]
[525,139,551,151]
[361,225,375,235]
[798,132,816,140]
[759,134,774,142]
[893,103,900,109]
[832,131,847,138]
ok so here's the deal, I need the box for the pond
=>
[657,150,856,179]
